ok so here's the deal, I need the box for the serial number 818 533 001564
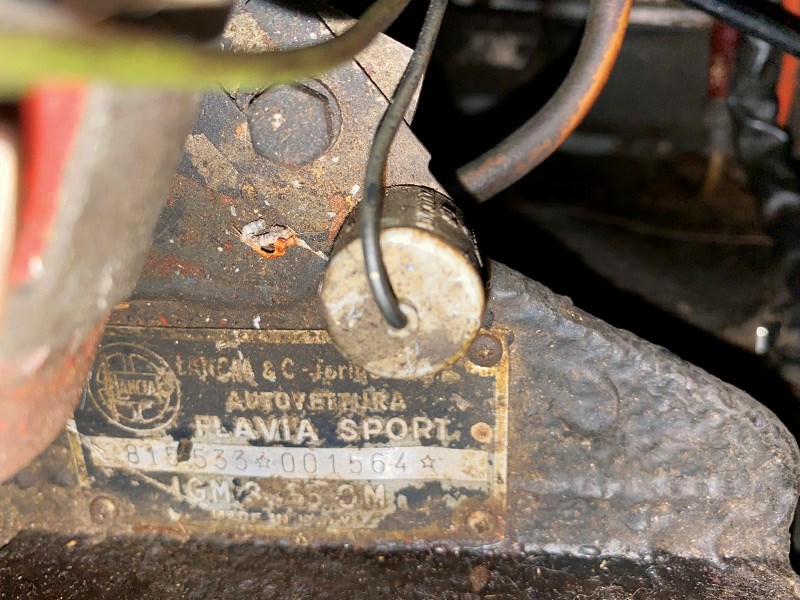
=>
[86,437,492,483]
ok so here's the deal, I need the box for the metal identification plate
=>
[69,327,508,541]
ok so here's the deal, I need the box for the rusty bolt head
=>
[469,564,491,593]
[247,81,341,167]
[468,333,503,367]
[470,422,493,444]
[466,510,496,537]
[89,495,117,525]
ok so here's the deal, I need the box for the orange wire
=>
[777,0,800,127]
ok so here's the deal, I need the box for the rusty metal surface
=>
[63,325,509,544]
[0,0,798,595]
[1,264,799,596]
[488,263,799,562]
[116,0,443,335]
[321,9,421,120]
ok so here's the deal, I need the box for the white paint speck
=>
[230,206,237,217]
[292,180,302,189]
[252,315,261,329]
[332,156,340,164]
[351,184,361,196]
[169,238,175,244]
[270,112,285,130]
[217,246,224,253]
[167,507,183,522]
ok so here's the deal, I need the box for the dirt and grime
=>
[0,532,796,599]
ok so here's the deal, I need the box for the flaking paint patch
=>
[238,219,298,259]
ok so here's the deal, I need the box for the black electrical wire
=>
[679,0,800,58]
[360,0,448,329]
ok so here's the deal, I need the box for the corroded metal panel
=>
[68,326,508,542]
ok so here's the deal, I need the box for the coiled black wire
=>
[360,0,448,329]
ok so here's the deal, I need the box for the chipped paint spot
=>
[238,219,298,259]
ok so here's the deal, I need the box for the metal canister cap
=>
[320,186,485,379]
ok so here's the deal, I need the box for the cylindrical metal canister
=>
[320,185,485,379]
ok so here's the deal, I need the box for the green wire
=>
[0,0,410,95]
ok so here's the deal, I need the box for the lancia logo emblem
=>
[88,343,180,433]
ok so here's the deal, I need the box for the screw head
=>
[89,495,117,525]
[466,509,496,536]
[247,80,341,167]
[468,333,503,367]
[470,422,493,444]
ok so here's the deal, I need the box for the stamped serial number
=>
[87,436,490,482]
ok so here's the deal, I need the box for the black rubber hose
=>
[680,0,800,58]
[360,0,448,328]
[456,0,633,202]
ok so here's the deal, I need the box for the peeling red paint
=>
[9,84,87,287]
